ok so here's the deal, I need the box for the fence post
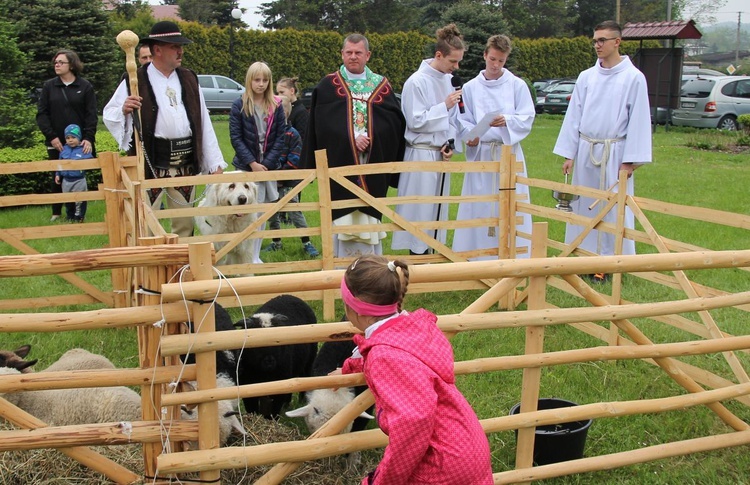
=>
[498,145,514,309]
[137,235,171,479]
[188,241,221,484]
[515,222,549,476]
[314,149,337,320]
[99,151,129,308]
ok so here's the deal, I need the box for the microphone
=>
[451,74,465,114]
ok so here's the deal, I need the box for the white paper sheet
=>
[463,112,500,141]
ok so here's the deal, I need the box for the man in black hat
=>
[103,21,226,238]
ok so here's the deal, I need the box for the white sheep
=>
[178,374,246,446]
[286,340,373,467]
[42,348,116,372]
[0,347,245,445]
[0,366,141,426]
[287,340,373,434]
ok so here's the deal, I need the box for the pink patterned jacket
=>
[342,309,493,485]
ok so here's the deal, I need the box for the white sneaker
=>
[50,215,60,221]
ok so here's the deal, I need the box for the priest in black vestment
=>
[302,33,406,258]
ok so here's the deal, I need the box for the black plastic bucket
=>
[510,398,592,466]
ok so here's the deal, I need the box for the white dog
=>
[195,178,259,266]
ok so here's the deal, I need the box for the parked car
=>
[533,78,568,114]
[198,75,245,111]
[543,82,576,115]
[671,76,750,130]
[681,67,725,84]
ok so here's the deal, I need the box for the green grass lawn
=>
[1,115,749,483]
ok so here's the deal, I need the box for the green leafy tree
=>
[109,1,156,39]
[0,0,120,110]
[0,20,36,148]
[567,0,614,37]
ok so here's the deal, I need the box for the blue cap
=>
[64,124,82,141]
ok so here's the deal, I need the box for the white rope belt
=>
[579,132,625,190]
[481,140,504,161]
[407,143,442,151]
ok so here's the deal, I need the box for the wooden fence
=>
[1,240,749,483]
[1,147,749,483]
[3,146,747,317]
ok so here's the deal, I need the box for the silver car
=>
[672,76,750,130]
[198,75,245,111]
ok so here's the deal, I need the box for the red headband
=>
[341,278,399,317]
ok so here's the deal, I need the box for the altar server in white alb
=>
[391,24,465,255]
[453,35,535,261]
[553,20,651,273]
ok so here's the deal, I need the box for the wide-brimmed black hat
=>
[141,21,193,45]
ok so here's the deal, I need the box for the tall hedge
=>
[169,22,656,90]
[177,24,433,91]
[512,37,653,80]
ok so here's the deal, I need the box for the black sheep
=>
[234,294,317,419]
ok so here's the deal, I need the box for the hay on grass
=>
[0,414,382,484]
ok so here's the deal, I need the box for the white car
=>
[198,75,245,111]
[672,76,750,130]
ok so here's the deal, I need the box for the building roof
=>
[102,1,181,21]
[151,5,181,20]
[622,20,702,40]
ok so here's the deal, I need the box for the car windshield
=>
[550,84,575,94]
[681,79,715,98]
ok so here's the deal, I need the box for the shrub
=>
[737,114,750,133]
[0,129,118,197]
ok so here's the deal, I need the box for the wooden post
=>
[99,151,130,308]
[314,149,336,320]
[498,146,514,310]
[515,222,548,474]
[137,236,167,479]
[608,169,629,345]
[188,242,221,484]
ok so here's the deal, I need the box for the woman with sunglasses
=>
[36,49,97,222]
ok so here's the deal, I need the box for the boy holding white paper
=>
[454,34,535,260]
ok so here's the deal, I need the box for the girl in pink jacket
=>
[339,255,493,485]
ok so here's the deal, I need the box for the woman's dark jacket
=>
[36,76,98,151]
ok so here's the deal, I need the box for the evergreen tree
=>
[501,0,572,38]
[442,2,510,80]
[258,0,419,32]
[0,20,36,148]
[0,0,120,110]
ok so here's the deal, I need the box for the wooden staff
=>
[116,30,145,181]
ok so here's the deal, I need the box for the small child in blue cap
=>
[55,124,91,222]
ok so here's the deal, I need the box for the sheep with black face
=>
[235,294,318,419]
